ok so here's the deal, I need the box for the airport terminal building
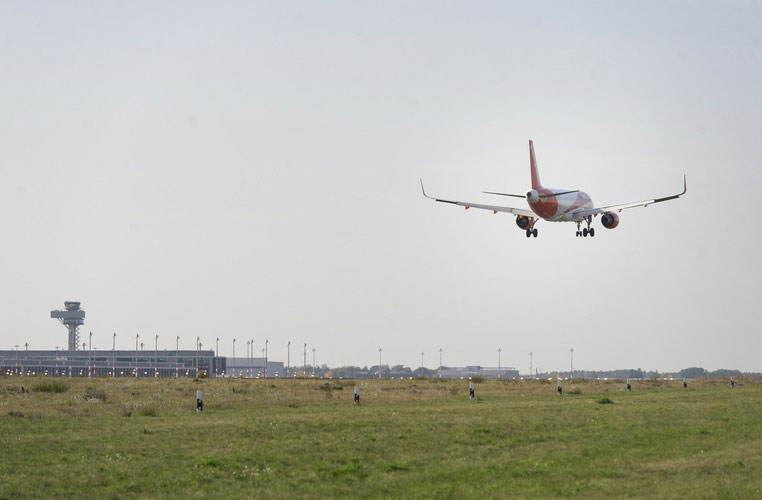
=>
[225,357,286,378]
[0,349,224,378]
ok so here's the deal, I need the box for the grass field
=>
[1,376,760,498]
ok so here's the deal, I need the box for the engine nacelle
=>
[516,215,534,229]
[526,190,540,203]
[601,212,620,229]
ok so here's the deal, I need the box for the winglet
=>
[420,179,435,199]
[682,174,687,195]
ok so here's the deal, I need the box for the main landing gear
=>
[525,228,538,238]
[575,218,595,238]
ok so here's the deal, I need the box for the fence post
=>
[196,390,203,413]
[557,380,562,396]
[469,381,474,400]
[354,386,359,403]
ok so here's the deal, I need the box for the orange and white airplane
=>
[421,140,686,238]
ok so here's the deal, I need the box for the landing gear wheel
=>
[526,229,531,238]
[532,228,538,238]
[589,228,595,237]
[582,228,588,237]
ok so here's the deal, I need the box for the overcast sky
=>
[1,1,760,373]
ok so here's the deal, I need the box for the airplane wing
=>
[420,179,536,218]
[571,175,687,218]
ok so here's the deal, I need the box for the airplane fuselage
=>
[528,188,594,222]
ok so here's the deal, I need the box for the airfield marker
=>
[731,376,735,388]
[469,381,474,400]
[683,378,687,390]
[557,380,562,396]
[196,390,203,413]
[627,378,631,392]
[354,386,360,403]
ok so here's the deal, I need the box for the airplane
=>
[420,140,686,238]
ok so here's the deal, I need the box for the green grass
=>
[30,379,70,393]
[1,377,761,498]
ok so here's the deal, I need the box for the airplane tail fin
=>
[529,140,542,189]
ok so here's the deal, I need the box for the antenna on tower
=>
[51,301,85,351]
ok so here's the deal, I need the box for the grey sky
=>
[1,1,760,372]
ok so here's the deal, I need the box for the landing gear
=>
[525,228,538,238]
[576,218,595,237]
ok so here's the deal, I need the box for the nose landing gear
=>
[525,228,538,238]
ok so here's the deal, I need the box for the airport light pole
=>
[287,341,291,378]
[378,348,382,378]
[246,341,250,378]
[112,333,116,377]
[303,343,307,377]
[176,335,179,378]
[312,348,315,377]
[498,348,502,378]
[232,338,236,378]
[265,339,269,378]
[89,332,92,378]
[420,351,424,374]
[135,334,139,377]
[14,345,19,376]
[215,337,219,377]
[55,346,60,377]
[570,348,574,379]
[154,335,158,377]
[261,348,265,376]
[439,348,443,378]
[195,337,200,377]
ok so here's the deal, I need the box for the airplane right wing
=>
[571,175,687,218]
[420,180,536,218]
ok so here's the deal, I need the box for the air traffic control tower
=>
[51,301,85,351]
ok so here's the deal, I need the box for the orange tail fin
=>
[529,140,542,189]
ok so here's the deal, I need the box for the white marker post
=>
[731,376,735,388]
[683,378,687,390]
[469,381,474,400]
[196,390,203,413]
[557,380,562,396]
[627,378,631,392]
[354,386,359,403]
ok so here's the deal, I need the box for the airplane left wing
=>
[571,175,687,218]
[420,179,535,218]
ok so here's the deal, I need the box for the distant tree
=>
[678,367,708,379]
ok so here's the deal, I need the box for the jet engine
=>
[601,212,620,229]
[526,190,540,203]
[516,215,533,229]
